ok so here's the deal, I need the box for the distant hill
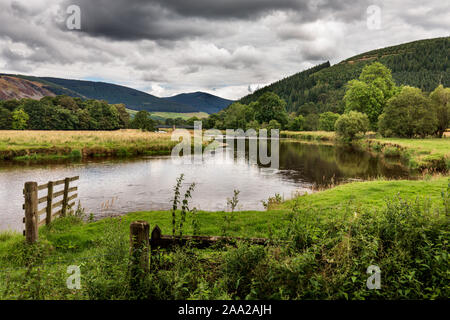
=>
[0,74,199,113]
[163,91,234,113]
[239,37,449,115]
[0,75,56,100]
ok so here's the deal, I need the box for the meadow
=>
[150,112,209,120]
[0,130,179,161]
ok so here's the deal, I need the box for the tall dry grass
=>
[0,129,175,150]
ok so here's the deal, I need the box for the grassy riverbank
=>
[281,131,450,171]
[281,131,336,142]
[0,176,448,299]
[364,138,450,171]
[0,130,180,161]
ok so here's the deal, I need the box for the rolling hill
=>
[163,91,234,113]
[0,75,231,114]
[239,37,449,115]
[0,74,197,113]
[0,75,56,100]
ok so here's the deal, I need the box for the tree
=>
[11,108,29,130]
[87,100,120,130]
[130,110,155,131]
[254,92,288,128]
[344,62,397,130]
[186,116,200,126]
[318,112,339,131]
[359,62,396,100]
[344,79,384,129]
[287,115,305,131]
[378,86,437,138]
[21,99,53,129]
[0,107,12,129]
[77,108,91,130]
[223,103,252,129]
[266,119,281,132]
[0,99,20,111]
[113,104,130,129]
[247,120,260,130]
[304,113,319,131]
[56,95,79,111]
[429,85,450,137]
[54,108,79,130]
[335,111,370,142]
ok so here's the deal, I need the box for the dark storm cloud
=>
[59,0,375,41]
[150,0,308,19]
[59,0,211,41]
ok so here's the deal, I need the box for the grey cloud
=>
[59,0,211,41]
[0,0,448,100]
[1,48,32,72]
[59,0,377,42]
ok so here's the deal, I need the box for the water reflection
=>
[277,142,410,186]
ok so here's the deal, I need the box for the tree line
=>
[239,37,449,117]
[0,95,215,131]
[205,62,449,141]
[0,96,162,131]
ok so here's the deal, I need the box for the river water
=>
[0,140,409,231]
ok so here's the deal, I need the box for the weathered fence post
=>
[24,182,38,244]
[150,225,162,258]
[130,221,150,289]
[61,177,70,217]
[46,181,54,225]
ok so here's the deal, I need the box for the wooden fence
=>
[23,176,79,243]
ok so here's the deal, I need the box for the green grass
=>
[1,177,447,255]
[0,176,448,300]
[281,176,447,211]
[281,131,335,142]
[150,112,209,120]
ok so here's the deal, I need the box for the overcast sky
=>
[0,0,448,100]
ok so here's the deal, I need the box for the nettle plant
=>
[171,174,197,238]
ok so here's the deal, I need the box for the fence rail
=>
[128,221,271,282]
[149,225,269,249]
[23,176,79,243]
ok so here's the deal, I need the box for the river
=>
[0,140,410,231]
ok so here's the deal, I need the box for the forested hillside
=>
[4,75,198,113]
[0,75,233,114]
[239,37,449,115]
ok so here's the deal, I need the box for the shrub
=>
[383,146,402,158]
[318,112,340,131]
[221,244,266,299]
[287,115,305,131]
[335,111,370,142]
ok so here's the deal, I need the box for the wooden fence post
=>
[61,177,70,217]
[24,182,38,244]
[151,225,161,248]
[150,225,162,259]
[46,181,54,225]
[130,221,150,288]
